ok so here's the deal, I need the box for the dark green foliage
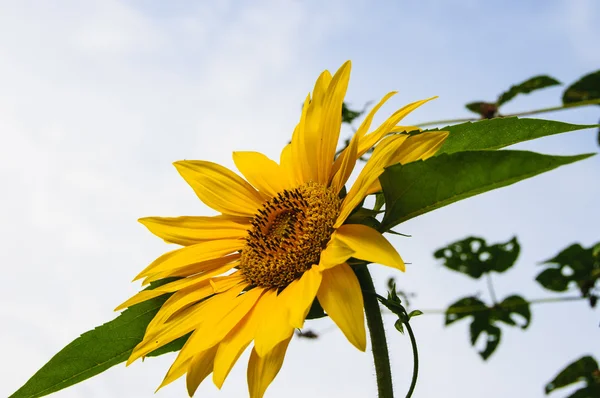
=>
[497,75,561,106]
[465,101,498,118]
[445,295,531,360]
[342,102,366,124]
[563,70,600,105]
[464,75,561,117]
[345,207,383,231]
[434,236,520,278]
[545,356,600,397]
[379,150,593,230]
[536,242,600,307]
[434,118,595,156]
[10,279,187,398]
[306,298,327,320]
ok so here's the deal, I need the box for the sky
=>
[1,0,599,397]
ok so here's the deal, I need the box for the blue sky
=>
[1,1,599,397]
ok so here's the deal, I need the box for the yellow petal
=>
[156,356,191,392]
[362,130,450,196]
[116,258,242,311]
[317,61,351,183]
[278,266,322,328]
[141,253,240,284]
[232,151,292,198]
[330,91,397,179]
[357,97,436,157]
[253,290,294,357]
[391,131,449,165]
[279,143,298,186]
[147,274,246,330]
[212,297,265,388]
[318,237,355,270]
[247,337,292,398]
[329,127,359,193]
[335,135,408,227]
[290,94,314,184]
[139,215,249,246]
[133,239,243,282]
[390,125,420,134]
[174,160,264,217]
[186,345,219,397]
[335,224,405,271]
[317,263,366,351]
[182,287,264,355]
[128,283,246,365]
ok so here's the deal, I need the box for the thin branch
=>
[416,99,600,127]
[419,295,587,315]
[486,273,498,305]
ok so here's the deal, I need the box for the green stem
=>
[403,321,419,398]
[354,265,394,398]
[416,98,600,127]
[420,295,586,315]
[485,273,498,305]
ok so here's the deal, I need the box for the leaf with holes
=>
[495,295,531,329]
[536,242,600,307]
[545,356,600,396]
[434,236,520,279]
[445,295,531,360]
[497,75,561,106]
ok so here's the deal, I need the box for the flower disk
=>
[240,181,341,289]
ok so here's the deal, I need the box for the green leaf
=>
[445,295,532,359]
[497,75,561,106]
[394,319,405,334]
[408,310,423,319]
[535,268,570,291]
[373,192,386,212]
[470,321,501,360]
[10,285,185,398]
[380,150,594,230]
[342,102,365,124]
[465,101,498,118]
[434,236,520,279]
[445,297,488,326]
[536,242,600,302]
[545,356,600,395]
[496,295,531,329]
[434,117,595,156]
[563,70,600,105]
[306,298,327,320]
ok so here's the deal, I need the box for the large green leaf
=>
[497,75,561,106]
[562,70,600,104]
[379,150,593,230]
[10,283,185,398]
[434,117,595,156]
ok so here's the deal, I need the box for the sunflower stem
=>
[354,265,394,398]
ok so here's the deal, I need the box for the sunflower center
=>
[240,181,341,289]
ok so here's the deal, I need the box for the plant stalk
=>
[354,265,394,398]
[404,321,419,398]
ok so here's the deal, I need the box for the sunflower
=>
[117,60,448,397]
